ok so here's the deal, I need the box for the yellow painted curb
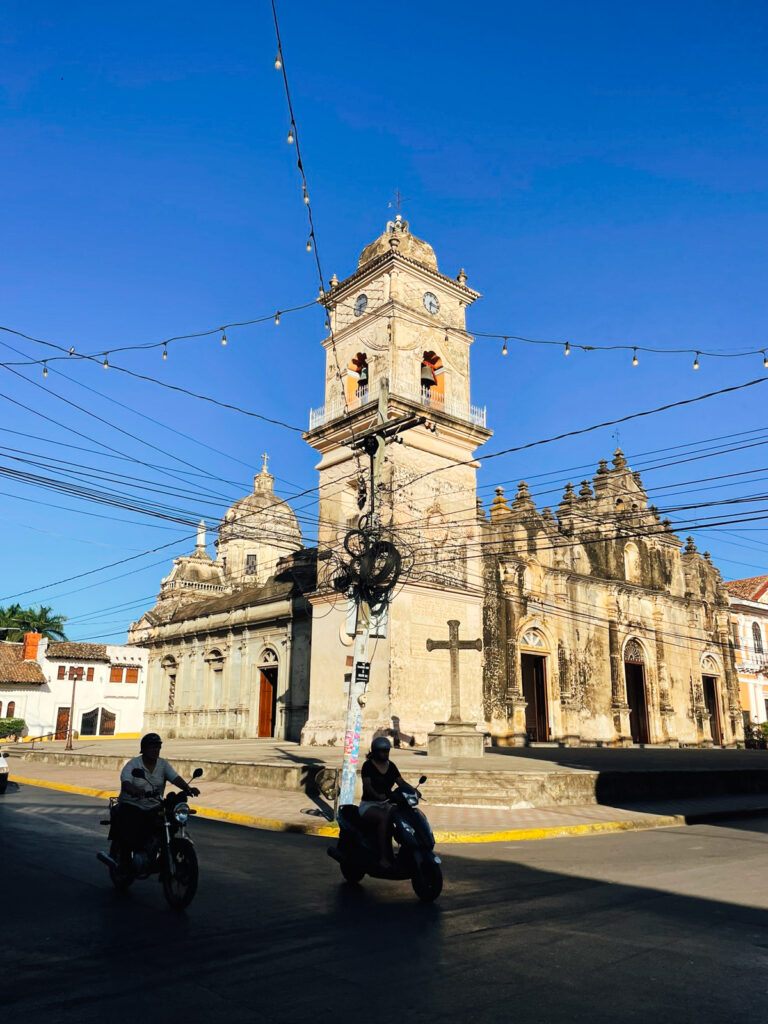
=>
[10,775,688,843]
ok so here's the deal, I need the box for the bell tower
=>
[302,216,492,746]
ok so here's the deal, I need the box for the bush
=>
[0,718,26,739]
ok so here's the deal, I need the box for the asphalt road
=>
[2,782,768,1024]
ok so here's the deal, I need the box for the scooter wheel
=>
[411,862,442,902]
[341,862,365,884]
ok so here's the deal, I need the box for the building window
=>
[731,621,740,648]
[109,666,124,683]
[245,554,258,576]
[125,667,139,684]
[69,666,84,681]
[623,542,640,583]
[57,665,66,680]
[0,703,3,717]
[86,667,94,681]
[7,702,15,718]
[753,622,764,656]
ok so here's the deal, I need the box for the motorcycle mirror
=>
[192,768,203,779]
[418,775,427,785]
[131,768,146,779]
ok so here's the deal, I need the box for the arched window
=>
[204,649,225,706]
[7,701,15,718]
[623,639,645,664]
[421,351,445,405]
[521,629,546,649]
[753,622,764,656]
[345,352,369,405]
[0,702,3,717]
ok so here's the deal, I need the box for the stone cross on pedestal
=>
[426,619,482,723]
[426,619,485,757]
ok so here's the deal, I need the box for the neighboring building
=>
[129,472,314,741]
[129,216,742,748]
[0,633,147,740]
[482,468,741,747]
[725,576,768,727]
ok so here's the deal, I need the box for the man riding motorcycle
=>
[117,733,199,871]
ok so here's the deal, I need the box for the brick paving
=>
[9,758,768,841]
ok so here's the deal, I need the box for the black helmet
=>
[371,736,391,754]
[140,732,163,750]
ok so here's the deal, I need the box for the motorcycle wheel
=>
[108,840,134,891]
[340,862,365,884]
[411,862,443,903]
[162,838,198,911]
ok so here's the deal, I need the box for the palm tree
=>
[0,604,68,642]
[22,605,68,641]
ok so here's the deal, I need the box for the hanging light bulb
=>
[693,352,700,370]
[274,53,282,70]
[303,189,310,205]
[221,329,227,346]
[68,346,75,356]
[103,354,109,369]
[287,125,295,144]
[564,341,570,356]
[306,236,313,252]
[632,348,638,367]
[274,311,280,326]
[325,316,331,330]
[42,361,48,378]
[162,344,168,360]
[502,340,508,356]
[763,351,768,368]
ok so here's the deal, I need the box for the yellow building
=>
[725,576,768,729]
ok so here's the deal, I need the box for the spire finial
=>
[196,520,206,551]
[261,452,269,474]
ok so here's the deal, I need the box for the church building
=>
[130,217,741,748]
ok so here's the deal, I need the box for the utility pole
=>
[336,383,428,809]
[65,672,77,751]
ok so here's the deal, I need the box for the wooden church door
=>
[258,668,277,738]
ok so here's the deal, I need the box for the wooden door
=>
[257,670,276,738]
[521,654,549,742]
[55,706,70,741]
[625,663,650,744]
[703,676,722,745]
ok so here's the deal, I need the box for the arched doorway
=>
[701,656,722,745]
[519,629,549,742]
[623,639,650,744]
[257,649,279,738]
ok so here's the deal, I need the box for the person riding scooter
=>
[117,733,199,871]
[360,736,408,869]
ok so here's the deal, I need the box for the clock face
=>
[354,294,368,317]
[423,291,440,315]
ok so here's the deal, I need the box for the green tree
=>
[0,604,68,642]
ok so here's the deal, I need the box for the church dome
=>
[157,521,226,602]
[358,215,438,272]
[217,457,302,586]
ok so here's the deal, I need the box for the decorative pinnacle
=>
[457,268,468,285]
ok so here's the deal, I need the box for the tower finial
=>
[261,452,270,474]
[196,520,206,551]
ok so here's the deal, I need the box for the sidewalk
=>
[9,758,768,844]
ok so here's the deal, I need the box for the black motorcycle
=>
[328,775,443,902]
[97,766,203,910]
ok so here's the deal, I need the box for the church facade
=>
[129,217,742,748]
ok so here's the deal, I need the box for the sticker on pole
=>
[355,662,370,685]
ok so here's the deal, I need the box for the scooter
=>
[328,775,443,902]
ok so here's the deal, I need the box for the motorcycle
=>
[97,766,203,910]
[328,774,443,902]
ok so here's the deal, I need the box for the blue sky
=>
[2,1,768,640]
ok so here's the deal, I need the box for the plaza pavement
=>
[6,737,768,842]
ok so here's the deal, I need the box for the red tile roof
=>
[0,643,46,684]
[46,642,109,661]
[725,575,768,602]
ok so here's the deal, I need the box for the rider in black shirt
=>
[360,737,406,868]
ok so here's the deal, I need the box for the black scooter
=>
[328,775,443,902]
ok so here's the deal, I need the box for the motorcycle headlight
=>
[406,794,418,806]
[400,821,416,836]
[173,802,190,824]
